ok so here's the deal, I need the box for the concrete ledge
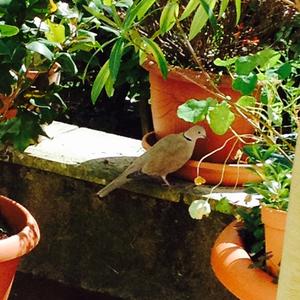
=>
[5,121,257,206]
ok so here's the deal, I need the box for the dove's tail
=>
[97,174,129,198]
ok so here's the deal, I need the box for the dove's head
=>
[185,126,206,140]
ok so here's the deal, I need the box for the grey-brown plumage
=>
[97,125,206,197]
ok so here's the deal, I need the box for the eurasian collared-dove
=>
[97,125,206,197]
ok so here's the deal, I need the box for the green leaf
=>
[214,57,237,67]
[142,37,168,79]
[215,198,234,215]
[55,53,78,75]
[109,38,125,81]
[180,0,199,21]
[26,41,54,61]
[218,0,229,17]
[235,55,258,75]
[260,88,269,105]
[236,96,256,108]
[256,48,281,70]
[123,0,156,28]
[188,0,217,41]
[232,73,258,95]
[177,99,212,123]
[159,1,179,34]
[45,20,65,43]
[208,102,235,135]
[234,0,241,24]
[91,60,111,104]
[0,24,19,38]
[105,74,115,97]
[277,63,292,80]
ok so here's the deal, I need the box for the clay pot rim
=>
[0,195,40,262]
[143,59,233,87]
[261,205,287,230]
[211,220,277,300]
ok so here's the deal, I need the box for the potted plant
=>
[0,0,97,151]
[0,194,40,300]
[84,0,299,184]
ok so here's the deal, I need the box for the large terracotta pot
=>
[0,195,40,300]
[144,60,255,163]
[261,205,287,277]
[211,221,277,300]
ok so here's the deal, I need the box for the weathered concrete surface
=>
[0,162,236,300]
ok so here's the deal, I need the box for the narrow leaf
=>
[124,0,156,29]
[188,0,217,41]
[234,0,241,24]
[180,0,199,21]
[160,2,179,34]
[142,37,168,79]
[26,41,54,61]
[91,60,110,104]
[219,0,229,17]
[109,38,125,81]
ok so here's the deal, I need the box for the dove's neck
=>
[183,132,193,142]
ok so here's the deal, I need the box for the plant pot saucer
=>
[211,221,277,300]
[142,131,261,186]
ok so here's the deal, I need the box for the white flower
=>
[188,200,211,220]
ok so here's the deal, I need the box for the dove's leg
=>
[161,175,170,186]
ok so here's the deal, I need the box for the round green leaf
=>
[235,55,258,75]
[208,102,235,135]
[177,99,211,124]
[232,73,257,95]
[236,96,256,108]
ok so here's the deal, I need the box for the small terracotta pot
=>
[0,195,40,300]
[261,206,287,277]
[142,131,261,186]
[211,221,277,300]
[144,60,256,163]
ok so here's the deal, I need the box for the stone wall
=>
[0,122,238,299]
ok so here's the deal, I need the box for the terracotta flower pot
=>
[261,206,287,277]
[142,131,261,186]
[211,221,277,300]
[0,195,40,300]
[143,60,255,163]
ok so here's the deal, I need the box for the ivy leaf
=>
[277,63,292,80]
[256,48,281,70]
[215,198,234,215]
[236,96,256,108]
[208,101,235,135]
[235,55,258,75]
[233,73,257,95]
[214,57,237,67]
[177,99,213,123]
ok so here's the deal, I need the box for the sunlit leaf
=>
[45,20,65,43]
[159,1,179,34]
[208,102,235,135]
[142,37,168,79]
[0,24,19,38]
[26,41,54,61]
[180,0,199,20]
[177,99,212,123]
[91,60,110,104]
[236,96,256,108]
